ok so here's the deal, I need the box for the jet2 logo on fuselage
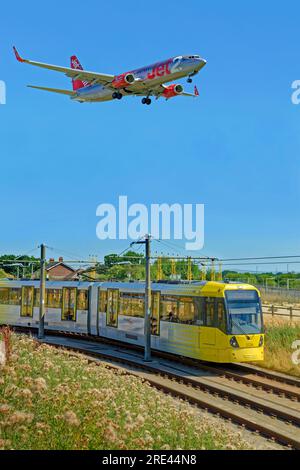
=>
[147,60,172,80]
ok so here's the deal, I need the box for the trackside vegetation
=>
[257,319,300,377]
[0,332,251,450]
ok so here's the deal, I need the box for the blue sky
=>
[0,1,299,270]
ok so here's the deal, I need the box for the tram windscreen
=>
[226,290,262,335]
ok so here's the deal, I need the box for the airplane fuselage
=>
[74,55,206,102]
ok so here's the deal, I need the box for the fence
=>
[262,304,300,319]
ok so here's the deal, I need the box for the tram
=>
[0,279,264,363]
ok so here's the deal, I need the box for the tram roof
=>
[0,279,259,296]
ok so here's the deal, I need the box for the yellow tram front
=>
[198,283,264,363]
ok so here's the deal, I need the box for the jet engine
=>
[162,84,184,99]
[112,73,135,89]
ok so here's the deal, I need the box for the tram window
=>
[131,294,144,318]
[99,290,107,313]
[0,288,9,304]
[77,290,88,311]
[161,295,198,324]
[34,289,40,307]
[106,289,119,328]
[62,288,77,321]
[216,300,226,332]
[205,298,215,327]
[119,293,144,318]
[161,295,178,322]
[0,288,21,306]
[21,286,34,317]
[177,297,195,324]
[194,298,205,325]
[47,289,62,309]
[119,293,130,316]
[9,288,21,305]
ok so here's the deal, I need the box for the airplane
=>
[13,47,206,105]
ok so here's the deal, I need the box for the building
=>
[32,257,80,281]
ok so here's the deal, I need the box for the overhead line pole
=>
[136,234,152,362]
[38,244,46,339]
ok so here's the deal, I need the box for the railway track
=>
[45,329,300,399]
[14,328,300,449]
[182,362,300,401]
[227,362,300,387]
[19,327,300,388]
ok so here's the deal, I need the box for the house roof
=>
[31,260,77,279]
[46,261,76,272]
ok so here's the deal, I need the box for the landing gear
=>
[112,92,123,100]
[142,97,151,105]
[187,69,199,83]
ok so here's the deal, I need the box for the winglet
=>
[13,46,25,63]
[194,85,199,96]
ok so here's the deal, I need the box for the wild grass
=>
[0,332,250,450]
[257,319,300,377]
[261,291,300,307]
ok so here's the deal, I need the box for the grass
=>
[261,291,300,308]
[0,332,250,450]
[257,319,300,377]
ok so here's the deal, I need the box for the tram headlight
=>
[230,336,239,349]
[259,335,264,347]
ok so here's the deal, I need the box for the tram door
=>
[151,291,160,335]
[62,288,77,321]
[21,286,34,317]
[106,289,119,328]
[202,298,216,345]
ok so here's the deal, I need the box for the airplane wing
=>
[181,89,199,98]
[13,47,115,86]
[27,85,76,96]
[137,84,200,98]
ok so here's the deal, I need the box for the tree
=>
[104,251,144,268]
[104,254,120,268]
[0,255,39,278]
[95,263,109,275]
[108,265,128,280]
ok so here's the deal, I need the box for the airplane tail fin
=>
[70,55,90,90]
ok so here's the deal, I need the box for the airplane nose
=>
[197,58,207,70]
